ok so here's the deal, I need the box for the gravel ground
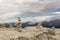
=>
[0,27,60,40]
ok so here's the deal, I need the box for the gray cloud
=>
[0,0,60,22]
[0,0,59,14]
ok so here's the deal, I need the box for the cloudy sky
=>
[0,0,60,23]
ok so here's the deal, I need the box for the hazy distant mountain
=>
[42,19,60,28]
[4,22,16,28]
[4,22,38,28]
[4,19,60,28]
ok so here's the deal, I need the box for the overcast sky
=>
[0,0,60,23]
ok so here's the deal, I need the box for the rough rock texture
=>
[0,27,60,40]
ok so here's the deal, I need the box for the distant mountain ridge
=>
[3,19,60,28]
[42,19,60,28]
[4,22,38,28]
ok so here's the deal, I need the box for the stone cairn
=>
[48,26,55,35]
[10,23,13,28]
[36,21,43,31]
[36,22,56,40]
[16,17,22,32]
[47,26,56,40]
